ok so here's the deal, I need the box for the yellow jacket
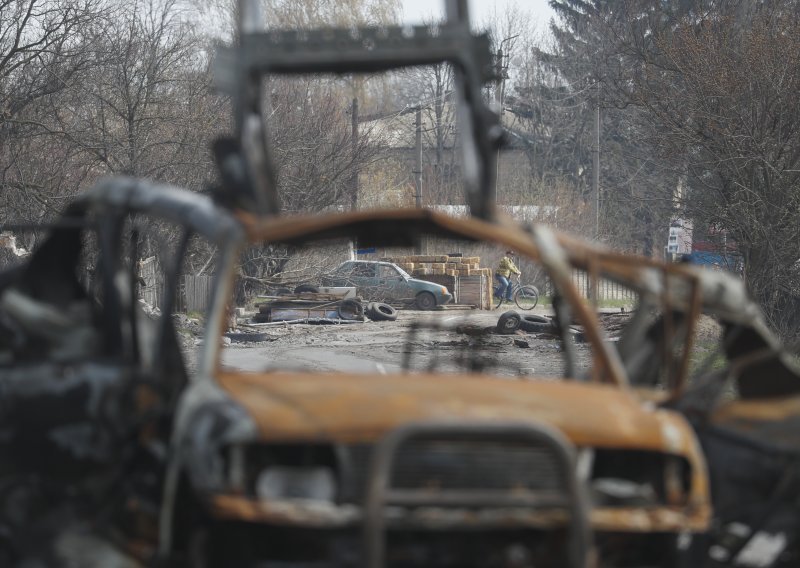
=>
[496,256,521,278]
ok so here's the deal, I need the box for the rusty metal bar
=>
[662,267,675,390]
[364,421,592,568]
[674,275,702,395]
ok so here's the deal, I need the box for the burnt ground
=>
[178,308,723,381]
[177,307,719,378]
[217,308,599,379]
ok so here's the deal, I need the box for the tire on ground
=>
[496,310,522,334]
[415,291,437,310]
[521,321,559,335]
[367,302,398,322]
[519,314,552,332]
[294,284,319,293]
[274,287,292,296]
[338,298,365,320]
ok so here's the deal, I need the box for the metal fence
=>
[542,270,637,302]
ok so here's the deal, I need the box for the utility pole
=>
[494,48,503,203]
[414,107,424,254]
[350,97,359,211]
[592,82,600,241]
[414,107,422,208]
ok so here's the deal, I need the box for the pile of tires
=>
[519,314,559,334]
[365,302,398,322]
[337,299,365,321]
[496,312,560,335]
[496,310,522,334]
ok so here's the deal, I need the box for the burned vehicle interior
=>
[0,0,799,567]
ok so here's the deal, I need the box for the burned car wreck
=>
[1,0,800,567]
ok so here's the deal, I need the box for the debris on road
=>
[253,292,365,323]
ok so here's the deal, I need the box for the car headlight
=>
[256,466,336,502]
[441,286,447,295]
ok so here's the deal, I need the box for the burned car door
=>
[0,179,231,566]
[674,320,800,568]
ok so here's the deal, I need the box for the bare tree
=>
[633,2,800,337]
[0,0,104,226]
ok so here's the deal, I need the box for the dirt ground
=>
[218,307,599,379]
[178,307,723,382]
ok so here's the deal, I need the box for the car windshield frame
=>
[393,265,411,279]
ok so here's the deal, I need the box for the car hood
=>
[407,278,443,289]
[217,371,702,458]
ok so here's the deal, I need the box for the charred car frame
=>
[0,0,799,567]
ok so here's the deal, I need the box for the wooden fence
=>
[138,257,213,314]
[183,275,213,313]
[138,256,164,309]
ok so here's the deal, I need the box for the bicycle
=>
[493,275,540,310]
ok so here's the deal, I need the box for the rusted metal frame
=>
[200,238,244,381]
[97,208,126,359]
[382,491,570,508]
[674,275,702,396]
[153,229,191,375]
[531,225,627,386]
[661,266,676,390]
[76,177,241,246]
[224,0,498,219]
[587,258,600,382]
[663,456,687,507]
[69,176,243,382]
[550,294,578,379]
[364,421,592,568]
[588,256,599,310]
[129,228,141,365]
[230,24,494,78]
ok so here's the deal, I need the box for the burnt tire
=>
[496,310,522,334]
[522,322,559,334]
[367,302,398,322]
[415,291,437,310]
[294,284,319,294]
[519,314,553,332]
[338,299,364,320]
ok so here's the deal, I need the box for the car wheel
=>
[338,299,364,320]
[415,291,436,310]
[496,310,522,334]
[294,284,319,293]
[367,302,398,322]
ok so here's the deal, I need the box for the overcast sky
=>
[399,0,555,33]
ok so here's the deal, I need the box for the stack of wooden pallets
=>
[381,255,493,309]
[382,255,489,278]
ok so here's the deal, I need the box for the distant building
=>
[666,219,693,256]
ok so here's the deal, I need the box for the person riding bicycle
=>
[495,250,521,301]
